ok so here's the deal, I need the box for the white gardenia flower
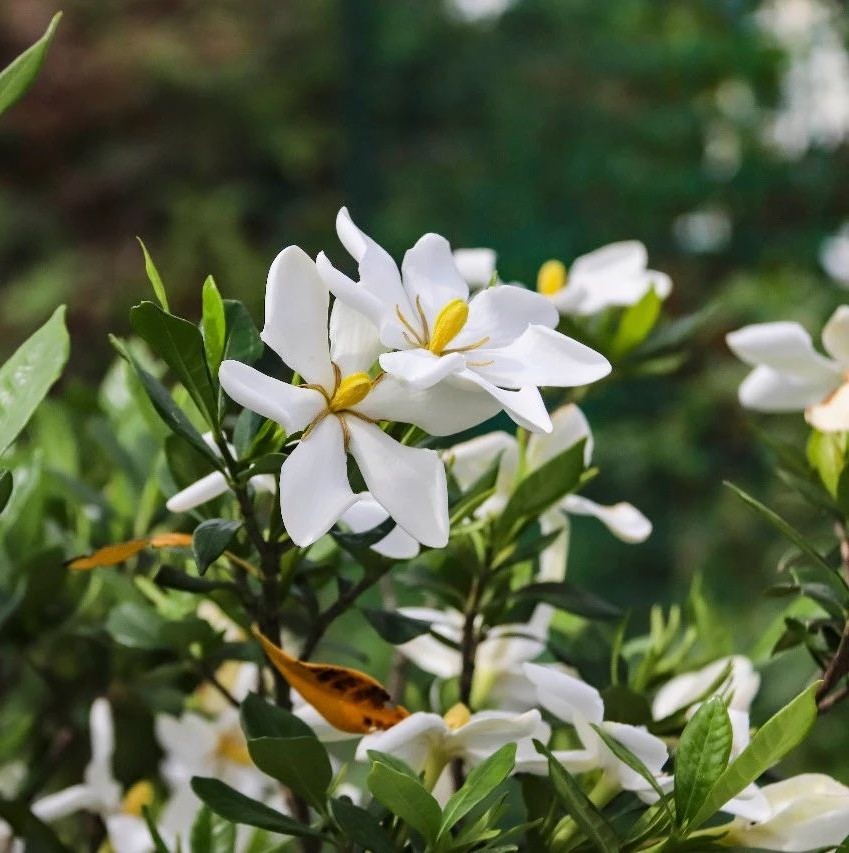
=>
[535,241,672,317]
[339,492,420,559]
[520,663,668,793]
[218,245,450,548]
[445,404,651,580]
[651,655,761,721]
[727,305,849,431]
[725,773,849,851]
[316,208,611,434]
[821,223,849,287]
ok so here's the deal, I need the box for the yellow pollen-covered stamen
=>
[429,299,469,356]
[537,259,567,296]
[329,372,373,412]
[121,780,154,816]
[216,730,252,766]
[443,702,471,731]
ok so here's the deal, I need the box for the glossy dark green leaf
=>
[367,761,442,845]
[193,519,242,575]
[240,693,317,741]
[248,736,332,810]
[0,469,12,514]
[361,607,431,644]
[511,580,621,619]
[0,12,61,116]
[329,798,395,853]
[223,300,264,365]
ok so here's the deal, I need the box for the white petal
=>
[443,432,516,491]
[88,698,115,771]
[807,382,849,432]
[356,374,501,436]
[720,785,773,822]
[596,721,668,791]
[457,370,552,433]
[526,403,593,470]
[401,233,469,324]
[573,271,667,316]
[453,248,497,289]
[726,321,839,381]
[561,495,652,543]
[340,494,420,559]
[155,713,218,773]
[822,306,849,364]
[32,785,103,822]
[396,607,464,678]
[477,626,546,672]
[475,325,612,390]
[451,710,544,756]
[355,713,447,772]
[262,246,334,387]
[738,365,837,412]
[452,285,558,350]
[538,509,570,581]
[279,416,357,546]
[219,362,325,433]
[329,299,383,375]
[105,815,158,853]
[379,349,466,390]
[347,419,448,548]
[166,472,230,513]
[523,663,604,725]
[316,252,385,330]
[571,240,648,281]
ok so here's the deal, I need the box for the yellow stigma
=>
[443,702,471,731]
[329,372,373,411]
[429,299,469,355]
[216,730,252,766]
[121,780,154,816]
[537,259,567,296]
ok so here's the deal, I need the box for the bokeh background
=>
[3,0,849,773]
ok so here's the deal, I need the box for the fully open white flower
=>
[445,404,651,580]
[727,306,849,431]
[725,773,849,851]
[219,245,450,548]
[535,241,672,317]
[520,663,668,793]
[316,208,610,433]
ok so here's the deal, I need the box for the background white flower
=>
[821,223,849,287]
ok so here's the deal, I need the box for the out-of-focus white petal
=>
[261,246,334,387]
[84,699,121,810]
[155,713,218,783]
[31,785,102,822]
[396,608,464,678]
[807,381,849,432]
[356,713,447,772]
[458,370,552,433]
[538,509,569,581]
[720,784,773,822]
[453,248,497,289]
[105,815,156,853]
[401,233,469,324]
[822,305,849,364]
[347,419,448,548]
[592,720,668,791]
[379,349,466,390]
[726,321,839,380]
[166,472,230,513]
[576,271,670,316]
[738,365,837,412]
[340,494,420,560]
[527,403,593,470]
[473,326,611,390]
[279,416,357,546]
[561,495,652,543]
[571,240,649,282]
[443,432,516,491]
[329,299,383,375]
[523,663,604,725]
[455,710,546,761]
[219,362,325,433]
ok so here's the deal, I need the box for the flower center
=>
[216,730,252,766]
[443,702,471,731]
[329,372,373,411]
[429,299,470,355]
[121,780,154,816]
[537,259,567,295]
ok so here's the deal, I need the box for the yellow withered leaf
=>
[67,532,193,571]
[252,627,409,734]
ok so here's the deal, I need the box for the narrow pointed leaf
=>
[329,798,395,853]
[136,239,170,312]
[0,12,61,116]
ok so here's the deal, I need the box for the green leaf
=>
[0,796,72,852]
[610,287,663,359]
[223,300,264,365]
[673,697,732,828]
[689,682,820,830]
[725,482,833,576]
[141,806,169,853]
[240,693,316,741]
[106,602,169,650]
[367,761,442,844]
[191,777,325,838]
[193,519,242,575]
[534,740,620,852]
[202,276,227,377]
[496,439,586,544]
[135,238,170,312]
[440,743,516,835]
[190,805,237,853]
[248,737,332,810]
[0,469,12,514]
[365,750,421,780]
[510,580,621,619]
[130,301,219,427]
[329,798,395,853]
[361,608,431,644]
[333,515,397,549]
[0,12,61,117]
[492,528,564,571]
[0,307,69,456]
[154,565,235,595]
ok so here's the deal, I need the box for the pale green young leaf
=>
[0,12,61,117]
[136,238,170,311]
[610,287,662,359]
[367,761,442,845]
[190,805,237,853]
[202,275,227,376]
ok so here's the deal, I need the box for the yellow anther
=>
[443,702,472,731]
[329,372,373,412]
[429,299,469,355]
[121,780,154,816]
[216,730,252,766]
[537,259,567,296]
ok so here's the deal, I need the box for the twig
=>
[816,523,849,713]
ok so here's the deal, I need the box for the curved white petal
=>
[457,370,552,433]
[378,349,466,390]
[396,607,464,678]
[477,626,546,672]
[401,233,469,325]
[355,713,447,772]
[340,494,420,559]
[155,713,218,778]
[738,365,836,412]
[822,305,849,365]
[105,815,157,853]
[575,271,670,316]
[166,472,230,513]
[720,785,773,823]
[571,240,649,281]
[280,416,357,546]
[262,246,334,387]
[561,495,652,543]
[523,663,604,725]
[315,252,385,331]
[452,285,558,350]
[595,721,668,791]
[443,432,517,491]
[538,509,570,581]
[527,403,593,470]
[452,710,545,758]
[84,699,121,810]
[453,248,497,290]
[347,419,448,548]
[807,381,849,432]
[329,299,383,375]
[32,785,104,822]
[474,325,611,390]
[219,362,325,433]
